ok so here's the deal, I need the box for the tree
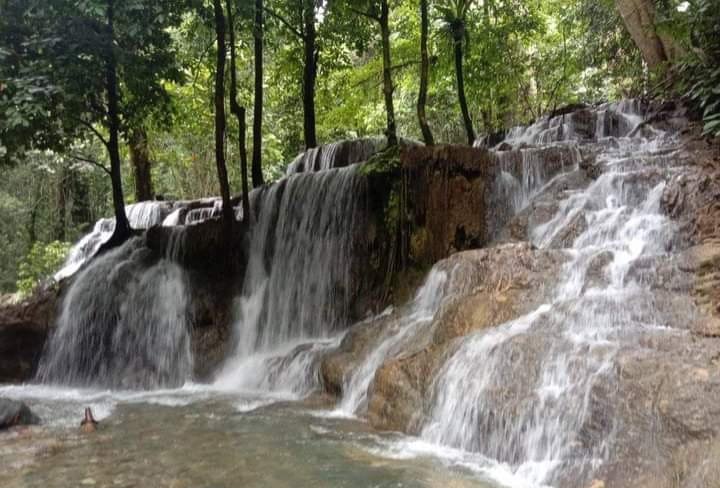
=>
[417,0,434,145]
[129,128,154,202]
[342,0,398,146]
[227,0,251,221]
[438,0,476,145]
[0,0,184,248]
[615,0,681,71]
[264,0,321,149]
[212,0,235,235]
[252,0,266,187]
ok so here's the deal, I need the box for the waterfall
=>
[286,137,385,175]
[416,107,679,485]
[215,165,367,394]
[492,145,580,216]
[336,268,450,415]
[55,201,174,281]
[502,100,646,148]
[38,238,192,389]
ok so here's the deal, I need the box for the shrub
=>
[16,241,70,295]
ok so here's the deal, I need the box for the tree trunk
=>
[302,0,318,149]
[226,0,250,222]
[251,0,265,187]
[69,169,91,227]
[55,165,67,241]
[104,0,130,247]
[417,0,434,146]
[380,0,397,147]
[454,34,475,145]
[128,127,154,202]
[213,0,235,237]
[615,0,681,70]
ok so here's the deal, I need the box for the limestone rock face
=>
[0,287,59,383]
[320,243,566,433]
[400,144,498,267]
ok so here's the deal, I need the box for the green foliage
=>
[359,145,401,176]
[666,0,720,137]
[16,241,71,295]
[0,0,185,164]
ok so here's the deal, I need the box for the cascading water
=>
[38,238,193,389]
[492,145,580,218]
[54,201,175,281]
[413,104,682,486]
[336,267,450,415]
[286,137,385,175]
[215,165,367,394]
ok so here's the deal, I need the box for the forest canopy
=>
[0,0,718,293]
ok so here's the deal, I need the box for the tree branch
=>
[69,153,111,176]
[72,117,109,147]
[264,6,303,38]
[391,60,419,72]
[346,5,379,22]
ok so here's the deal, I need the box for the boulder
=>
[0,398,40,429]
[0,286,59,383]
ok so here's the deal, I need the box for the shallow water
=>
[0,385,495,488]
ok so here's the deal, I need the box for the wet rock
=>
[579,152,602,180]
[569,109,597,139]
[0,286,59,383]
[0,398,40,429]
[662,148,720,247]
[400,144,498,266]
[321,313,399,396]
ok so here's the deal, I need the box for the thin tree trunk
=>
[55,166,67,241]
[252,0,265,187]
[70,169,91,226]
[104,0,130,247]
[226,0,250,222]
[213,0,234,236]
[417,0,434,146]
[454,34,475,145]
[380,0,397,147]
[128,127,154,202]
[302,0,318,149]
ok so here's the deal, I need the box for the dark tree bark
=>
[264,2,319,149]
[104,0,131,247]
[453,31,475,145]
[380,0,397,146]
[69,169,91,226]
[417,0,434,146]
[615,0,681,70]
[302,0,318,149]
[128,127,154,202]
[55,166,67,241]
[226,0,250,222]
[213,0,235,236]
[252,0,265,188]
